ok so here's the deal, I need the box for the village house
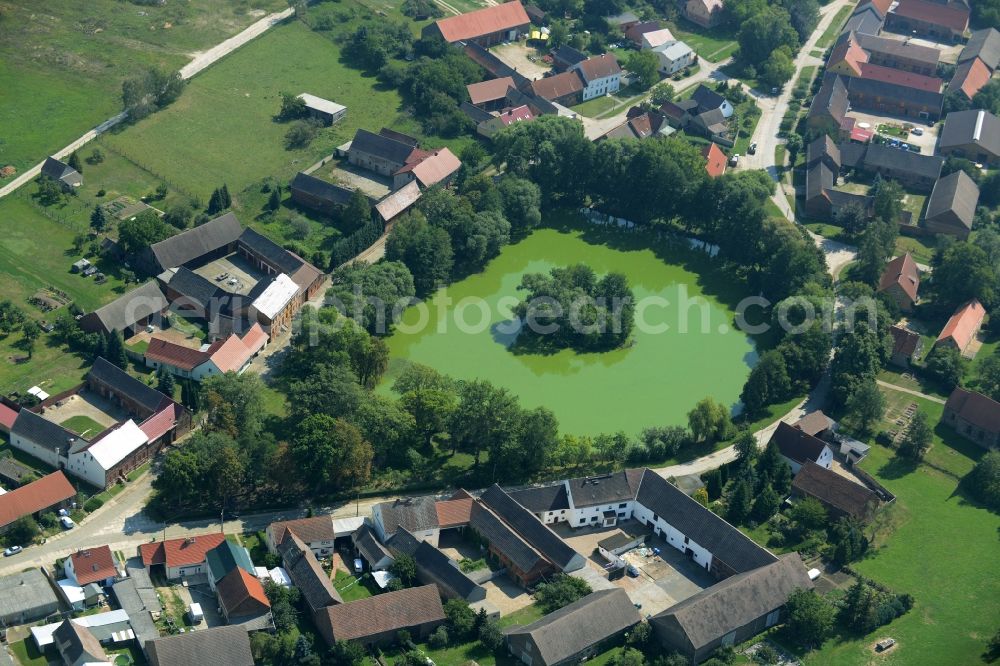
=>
[205,540,255,591]
[885,0,969,41]
[314,584,445,647]
[563,470,642,528]
[0,471,76,535]
[352,523,395,571]
[702,143,728,178]
[623,21,661,47]
[529,71,586,106]
[937,109,1000,167]
[655,41,696,75]
[79,280,170,337]
[807,75,851,139]
[297,93,345,126]
[392,148,462,191]
[506,589,641,666]
[949,57,992,101]
[506,484,570,524]
[375,180,422,225]
[277,533,342,615]
[641,28,675,52]
[423,1,530,46]
[139,533,227,581]
[146,626,254,666]
[373,496,442,545]
[266,515,337,557]
[942,387,1000,449]
[878,253,920,311]
[289,172,358,216]
[959,28,1000,71]
[793,411,835,440]
[840,142,944,192]
[599,110,672,141]
[829,32,940,77]
[841,70,944,121]
[569,54,622,101]
[65,545,118,588]
[551,45,588,72]
[0,569,62,626]
[30,609,132,653]
[215,567,272,631]
[143,323,268,381]
[650,554,813,665]
[684,0,724,28]
[52,619,108,666]
[477,105,536,139]
[770,422,834,474]
[935,299,986,354]
[924,170,979,239]
[691,86,733,118]
[41,156,82,191]
[889,324,923,367]
[842,1,887,37]
[467,77,517,111]
[791,462,880,520]
[347,128,420,178]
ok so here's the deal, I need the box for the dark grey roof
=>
[507,485,570,513]
[387,527,484,600]
[167,267,221,309]
[842,4,884,34]
[926,169,979,230]
[807,135,840,169]
[856,33,940,65]
[115,559,160,650]
[147,626,254,666]
[959,28,1000,70]
[379,128,420,147]
[650,553,812,651]
[89,356,168,413]
[11,409,80,455]
[41,157,81,185]
[938,109,1000,158]
[147,213,243,271]
[792,462,879,518]
[350,129,415,167]
[552,45,588,68]
[0,569,61,624]
[693,108,727,130]
[691,85,727,114]
[565,470,642,508]
[53,620,107,665]
[479,485,585,572]
[469,501,547,574]
[860,143,944,181]
[290,172,356,207]
[506,589,641,665]
[239,227,303,275]
[770,422,830,465]
[827,189,872,211]
[844,75,944,114]
[809,75,849,125]
[838,142,868,168]
[635,470,776,574]
[376,497,440,537]
[84,281,169,334]
[505,86,559,116]
[353,524,394,566]
[805,162,834,202]
[278,533,342,612]
[462,101,495,124]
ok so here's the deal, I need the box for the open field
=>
[0,0,286,176]
[801,442,999,665]
[665,19,739,63]
[572,96,619,118]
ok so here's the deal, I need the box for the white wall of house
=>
[371,505,439,546]
[569,501,634,528]
[167,563,208,581]
[578,74,620,101]
[656,47,695,75]
[10,432,62,470]
[633,502,713,571]
[145,359,196,380]
[782,445,833,474]
[537,509,568,524]
[64,449,108,489]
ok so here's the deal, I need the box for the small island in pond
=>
[512,264,635,353]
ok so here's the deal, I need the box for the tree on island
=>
[513,264,635,352]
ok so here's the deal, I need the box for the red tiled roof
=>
[864,0,894,16]
[145,338,208,372]
[624,21,661,43]
[216,567,271,618]
[139,533,227,569]
[954,57,992,100]
[936,299,986,350]
[829,35,868,75]
[945,387,1000,434]
[270,516,335,545]
[467,77,516,105]
[0,403,17,431]
[702,143,727,178]
[878,253,919,303]
[857,62,942,92]
[70,545,117,586]
[139,404,179,443]
[434,1,530,43]
[850,127,874,142]
[0,471,76,529]
[209,324,268,373]
[498,105,534,126]
[410,148,462,188]
[530,70,584,100]
[891,0,969,32]
[574,54,621,81]
[436,498,473,528]
[315,584,445,645]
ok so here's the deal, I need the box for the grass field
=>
[0,0,286,176]
[334,570,376,602]
[802,442,999,665]
[572,96,619,118]
[60,415,107,437]
[665,19,739,63]
[816,5,854,49]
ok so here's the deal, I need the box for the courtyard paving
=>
[40,391,128,431]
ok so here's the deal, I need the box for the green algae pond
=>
[381,224,756,436]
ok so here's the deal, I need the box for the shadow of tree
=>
[877,455,918,479]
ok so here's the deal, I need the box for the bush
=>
[84,496,105,512]
[752,644,780,664]
[428,626,449,649]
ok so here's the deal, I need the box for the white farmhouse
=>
[569,54,622,101]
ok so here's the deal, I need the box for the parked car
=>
[729,154,740,167]
[60,516,75,530]
[748,142,757,155]
[910,127,923,136]
[3,546,23,557]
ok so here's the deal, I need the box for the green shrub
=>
[84,497,105,512]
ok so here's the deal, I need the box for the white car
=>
[910,127,924,136]
[3,546,23,557]
[60,516,75,530]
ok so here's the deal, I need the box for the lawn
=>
[60,415,107,437]
[816,5,854,49]
[665,19,739,63]
[572,96,619,118]
[895,233,936,264]
[900,192,927,221]
[334,570,375,602]
[802,442,999,665]
[8,638,51,666]
[0,0,287,176]
[414,604,546,666]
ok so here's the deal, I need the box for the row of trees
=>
[728,0,819,88]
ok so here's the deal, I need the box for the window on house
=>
[684,536,689,544]
[653,513,658,521]
[619,503,626,508]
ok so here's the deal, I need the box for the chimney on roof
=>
[185,537,196,545]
